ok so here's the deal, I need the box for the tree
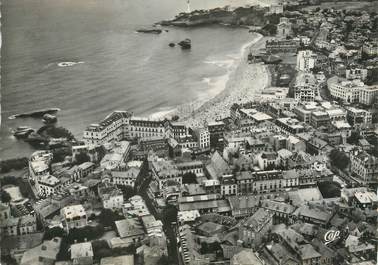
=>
[52,147,72,163]
[1,255,18,265]
[232,164,241,173]
[92,240,136,261]
[98,209,124,229]
[161,205,178,224]
[318,181,341,198]
[56,237,70,261]
[118,185,135,200]
[329,149,350,170]
[157,255,170,265]
[351,208,366,223]
[44,226,65,240]
[39,126,75,141]
[200,241,221,254]
[113,245,135,256]
[75,152,90,164]
[0,158,28,173]
[67,225,104,243]
[92,240,112,260]
[171,115,179,122]
[1,190,11,203]
[347,131,361,145]
[182,172,197,184]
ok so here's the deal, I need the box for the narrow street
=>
[137,174,180,265]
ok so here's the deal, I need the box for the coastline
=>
[170,34,273,127]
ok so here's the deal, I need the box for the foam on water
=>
[198,36,261,107]
[149,107,176,120]
[57,61,84,67]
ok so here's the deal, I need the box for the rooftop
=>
[86,111,131,132]
[299,244,321,260]
[100,255,134,265]
[243,208,273,232]
[39,175,61,186]
[232,249,264,265]
[354,191,378,204]
[20,237,62,265]
[294,205,332,223]
[61,204,86,219]
[115,218,145,239]
[71,242,93,259]
[197,221,225,235]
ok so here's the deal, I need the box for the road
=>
[137,174,180,265]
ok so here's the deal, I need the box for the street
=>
[137,174,180,265]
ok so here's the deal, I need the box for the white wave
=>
[201,73,230,98]
[202,77,212,85]
[57,61,85,67]
[203,59,235,69]
[204,34,262,71]
[149,108,176,120]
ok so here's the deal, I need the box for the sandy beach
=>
[175,34,273,127]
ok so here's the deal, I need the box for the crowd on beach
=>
[176,35,272,127]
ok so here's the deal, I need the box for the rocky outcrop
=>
[8,108,60,120]
[136,28,162,34]
[159,6,270,28]
[178,39,191,49]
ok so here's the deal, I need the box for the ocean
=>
[0,0,259,159]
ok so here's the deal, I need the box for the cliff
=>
[159,6,272,28]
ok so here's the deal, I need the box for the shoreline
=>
[165,34,273,127]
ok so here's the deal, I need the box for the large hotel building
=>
[327,76,378,106]
[83,111,188,145]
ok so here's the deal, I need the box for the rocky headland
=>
[158,6,274,28]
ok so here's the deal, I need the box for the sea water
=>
[0,0,259,158]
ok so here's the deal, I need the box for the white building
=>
[220,175,238,196]
[350,148,378,185]
[297,50,317,72]
[29,150,52,181]
[123,195,150,218]
[83,111,131,145]
[98,182,124,210]
[362,43,378,56]
[83,111,184,145]
[129,117,169,140]
[61,204,87,232]
[37,175,62,197]
[277,17,292,38]
[111,167,140,187]
[325,108,346,122]
[256,152,279,170]
[269,4,283,14]
[293,72,319,102]
[346,68,368,81]
[345,107,372,129]
[327,76,378,106]
[258,87,289,102]
[194,127,210,149]
[359,85,378,106]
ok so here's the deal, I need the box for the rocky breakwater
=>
[158,6,270,28]
[136,28,163,34]
[8,108,60,120]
